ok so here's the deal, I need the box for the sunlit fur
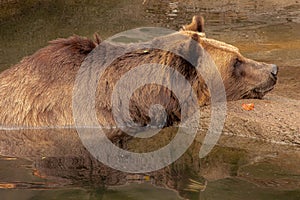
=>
[0,17,277,127]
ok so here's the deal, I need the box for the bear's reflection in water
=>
[1,128,300,199]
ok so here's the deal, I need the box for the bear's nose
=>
[271,64,278,76]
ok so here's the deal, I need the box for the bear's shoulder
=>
[48,35,99,55]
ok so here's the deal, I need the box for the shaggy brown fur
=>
[0,16,277,127]
[0,36,98,126]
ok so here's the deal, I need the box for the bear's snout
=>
[269,64,278,84]
[271,64,278,77]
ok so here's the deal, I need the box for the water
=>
[0,0,299,71]
[0,129,300,199]
[0,0,300,199]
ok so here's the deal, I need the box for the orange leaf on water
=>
[0,183,16,189]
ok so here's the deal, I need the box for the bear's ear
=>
[93,33,102,45]
[181,15,205,33]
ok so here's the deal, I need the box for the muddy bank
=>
[223,94,300,145]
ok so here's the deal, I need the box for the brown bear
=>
[0,16,277,128]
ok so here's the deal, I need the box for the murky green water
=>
[0,0,300,71]
[0,129,300,200]
[0,0,300,199]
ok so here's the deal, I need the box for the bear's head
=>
[181,16,278,100]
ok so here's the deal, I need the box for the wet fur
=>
[0,16,277,127]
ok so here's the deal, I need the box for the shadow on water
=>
[0,128,300,199]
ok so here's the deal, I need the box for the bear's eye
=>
[233,59,242,68]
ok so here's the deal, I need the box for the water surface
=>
[0,0,299,71]
[0,128,300,199]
